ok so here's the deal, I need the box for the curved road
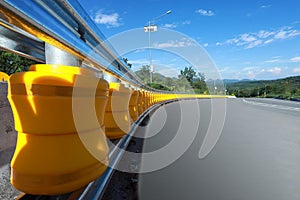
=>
[138,98,300,200]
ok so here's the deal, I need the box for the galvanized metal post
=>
[45,43,82,66]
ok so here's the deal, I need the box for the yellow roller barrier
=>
[146,92,151,107]
[148,92,153,107]
[129,90,139,122]
[0,71,9,82]
[104,82,131,139]
[8,64,109,195]
[137,90,144,115]
[143,91,149,111]
[149,92,154,107]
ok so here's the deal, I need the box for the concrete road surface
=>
[138,98,300,200]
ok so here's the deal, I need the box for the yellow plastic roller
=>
[104,82,131,139]
[129,90,139,122]
[142,91,148,111]
[137,90,144,115]
[0,71,9,82]
[8,64,109,195]
[143,92,149,111]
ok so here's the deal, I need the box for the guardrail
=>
[0,0,148,88]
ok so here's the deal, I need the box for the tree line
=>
[135,65,208,93]
[226,76,300,100]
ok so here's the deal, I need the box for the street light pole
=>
[144,10,171,83]
[148,20,153,83]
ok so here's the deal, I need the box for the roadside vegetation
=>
[226,76,300,100]
[0,50,38,75]
[135,64,300,99]
[135,65,207,93]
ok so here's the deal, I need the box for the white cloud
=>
[274,31,286,39]
[226,38,239,45]
[218,67,230,73]
[264,59,280,63]
[182,20,191,25]
[203,43,209,47]
[129,59,160,71]
[132,49,145,53]
[156,68,179,77]
[264,39,274,44]
[196,9,215,16]
[94,11,121,27]
[225,34,261,49]
[162,21,191,29]
[220,26,300,49]
[238,66,282,79]
[129,59,148,65]
[246,40,262,49]
[163,23,177,28]
[274,27,300,39]
[247,71,256,79]
[290,56,300,62]
[257,30,275,38]
[241,33,257,42]
[221,64,298,80]
[261,5,271,9]
[153,38,196,48]
[267,67,281,74]
[244,68,266,78]
[242,66,259,71]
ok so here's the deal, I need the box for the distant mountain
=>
[223,79,240,84]
[206,79,256,85]
[240,78,256,82]
[223,79,255,84]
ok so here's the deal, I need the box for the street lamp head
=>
[166,10,172,14]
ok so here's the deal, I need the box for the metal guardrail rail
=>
[0,0,197,94]
[0,0,148,88]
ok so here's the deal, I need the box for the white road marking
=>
[242,99,300,112]
[250,98,300,105]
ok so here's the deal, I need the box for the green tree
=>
[146,83,170,91]
[135,65,150,83]
[134,65,207,93]
[179,66,196,84]
[0,50,38,75]
[193,72,207,93]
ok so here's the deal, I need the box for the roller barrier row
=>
[6,64,229,195]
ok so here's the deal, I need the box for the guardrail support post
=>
[45,43,82,66]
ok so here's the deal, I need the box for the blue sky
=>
[78,0,300,80]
